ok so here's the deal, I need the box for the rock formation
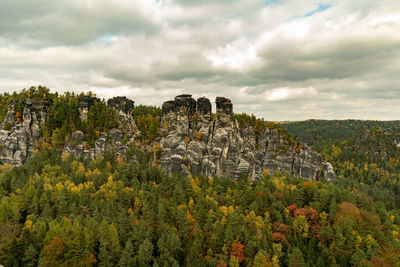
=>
[107,96,136,135]
[63,129,130,161]
[0,99,51,165]
[160,95,336,181]
[0,93,336,181]
[78,96,99,121]
[107,96,134,115]
[64,96,136,160]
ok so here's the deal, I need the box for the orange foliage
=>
[42,236,65,266]
[335,202,362,225]
[15,112,22,122]
[296,207,320,237]
[287,203,297,214]
[186,211,195,235]
[287,204,321,238]
[231,242,245,262]
[272,232,286,243]
[294,207,318,222]
[272,222,289,243]
[217,259,227,267]
[273,222,289,234]
[89,253,97,264]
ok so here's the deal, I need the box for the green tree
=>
[137,237,154,266]
[119,240,134,266]
[287,247,305,267]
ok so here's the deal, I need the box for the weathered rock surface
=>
[107,96,137,135]
[0,99,51,165]
[160,95,336,181]
[63,129,130,161]
[108,96,134,115]
[78,96,99,121]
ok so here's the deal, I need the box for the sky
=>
[1,0,400,121]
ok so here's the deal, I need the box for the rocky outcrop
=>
[64,96,137,160]
[0,99,51,165]
[78,96,99,121]
[0,96,137,165]
[0,93,336,182]
[108,96,134,115]
[107,96,137,135]
[63,129,130,160]
[384,129,400,148]
[160,95,336,181]
[354,128,400,158]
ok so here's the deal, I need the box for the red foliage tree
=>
[287,203,298,214]
[294,207,318,223]
[272,232,286,243]
[273,222,289,235]
[272,222,290,244]
[231,242,246,263]
[287,205,321,239]
[217,259,227,267]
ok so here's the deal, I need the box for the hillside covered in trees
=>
[283,120,400,210]
[0,87,400,266]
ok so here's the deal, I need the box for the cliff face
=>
[160,95,336,181]
[0,94,336,181]
[0,99,51,165]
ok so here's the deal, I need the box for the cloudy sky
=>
[1,0,400,120]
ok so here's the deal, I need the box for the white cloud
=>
[205,38,257,70]
[266,87,317,101]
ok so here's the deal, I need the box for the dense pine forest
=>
[1,87,400,266]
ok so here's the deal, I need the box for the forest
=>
[0,87,400,266]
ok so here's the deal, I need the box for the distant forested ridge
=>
[282,119,400,150]
[283,120,400,210]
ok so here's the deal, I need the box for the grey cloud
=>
[253,34,400,82]
[0,0,157,47]
[0,0,400,120]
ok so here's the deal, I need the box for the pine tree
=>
[22,244,38,267]
[99,222,122,266]
[287,247,305,267]
[137,238,154,266]
[119,240,134,266]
